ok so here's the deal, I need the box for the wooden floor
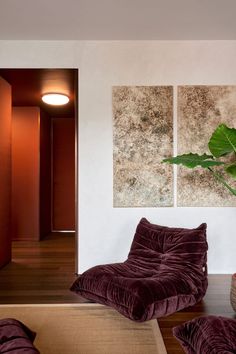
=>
[0,234,235,353]
[0,233,85,304]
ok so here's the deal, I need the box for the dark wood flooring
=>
[0,234,235,353]
[0,233,85,304]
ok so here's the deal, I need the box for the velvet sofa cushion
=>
[173,315,236,354]
[0,318,39,353]
[71,217,208,322]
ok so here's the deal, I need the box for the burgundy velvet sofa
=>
[173,315,236,353]
[0,318,39,353]
[71,218,208,322]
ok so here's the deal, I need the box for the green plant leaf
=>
[162,153,225,169]
[208,167,236,196]
[208,124,236,157]
[225,163,236,180]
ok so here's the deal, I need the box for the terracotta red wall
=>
[0,77,12,268]
[11,107,40,240]
[40,109,51,238]
[52,118,75,231]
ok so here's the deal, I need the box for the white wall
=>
[0,40,236,273]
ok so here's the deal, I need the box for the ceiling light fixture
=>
[42,93,69,105]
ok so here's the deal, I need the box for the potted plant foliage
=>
[162,123,236,311]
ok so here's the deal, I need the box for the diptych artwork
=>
[113,85,236,208]
[178,86,236,207]
[113,86,173,207]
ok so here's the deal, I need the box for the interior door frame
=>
[0,67,79,275]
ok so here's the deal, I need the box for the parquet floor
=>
[0,234,235,353]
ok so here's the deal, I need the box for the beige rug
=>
[0,304,167,354]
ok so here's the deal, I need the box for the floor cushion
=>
[71,217,208,322]
[0,318,39,353]
[173,315,236,354]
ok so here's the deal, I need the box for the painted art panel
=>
[178,86,236,207]
[113,86,173,207]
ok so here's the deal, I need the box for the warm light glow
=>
[42,93,69,105]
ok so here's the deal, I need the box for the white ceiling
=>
[0,0,236,40]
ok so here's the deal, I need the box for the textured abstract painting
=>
[178,86,236,207]
[113,86,173,207]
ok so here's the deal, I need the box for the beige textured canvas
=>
[178,86,236,207]
[0,304,167,354]
[113,86,173,207]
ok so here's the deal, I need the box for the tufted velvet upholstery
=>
[0,318,39,353]
[173,315,236,353]
[71,218,208,321]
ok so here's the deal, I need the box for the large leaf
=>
[162,153,225,169]
[208,124,236,157]
[225,163,236,180]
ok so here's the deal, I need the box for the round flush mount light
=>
[42,93,69,106]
